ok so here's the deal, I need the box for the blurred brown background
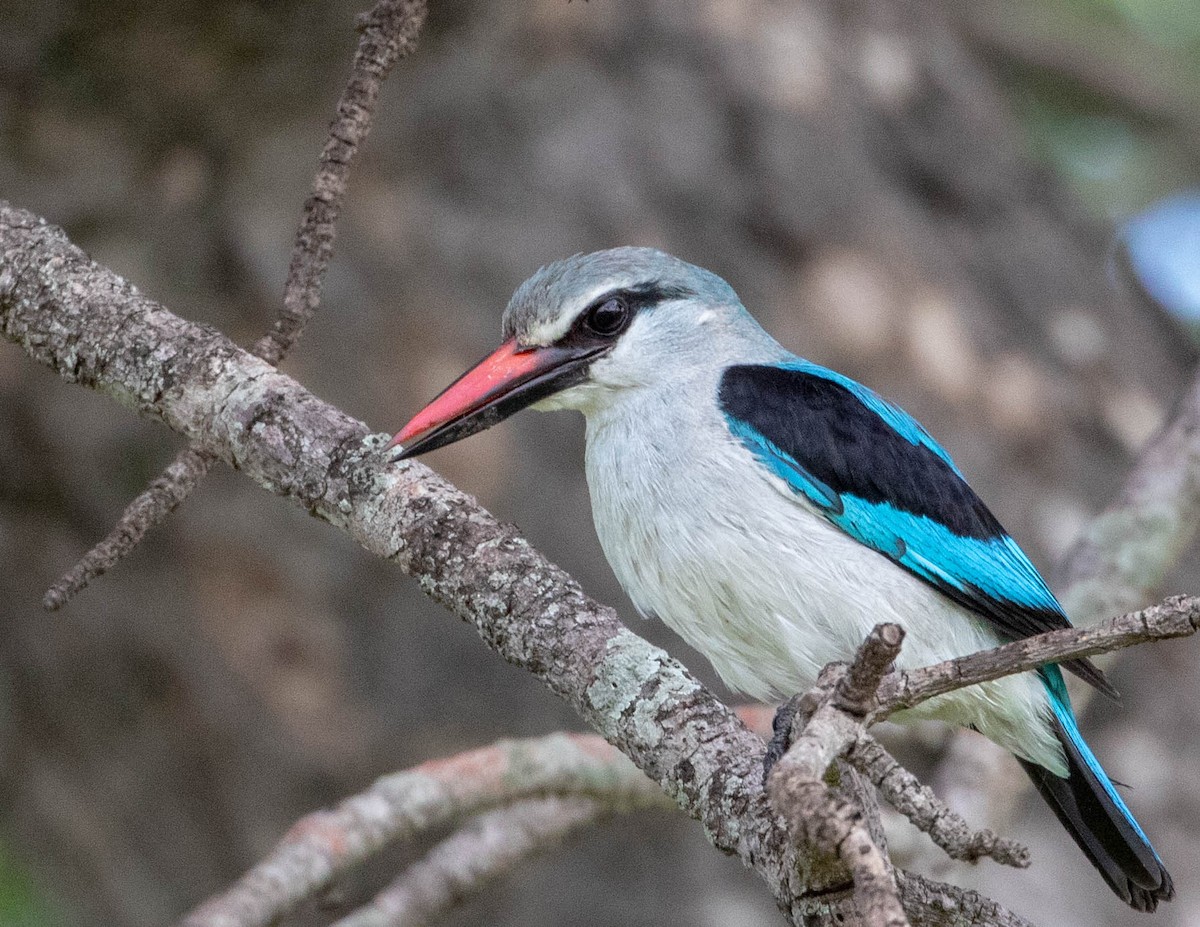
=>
[2,1,1200,925]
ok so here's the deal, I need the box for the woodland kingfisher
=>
[390,247,1172,910]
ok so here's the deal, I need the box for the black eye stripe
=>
[614,281,695,310]
[555,280,695,349]
[579,282,693,327]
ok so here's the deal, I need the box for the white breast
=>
[582,386,1065,774]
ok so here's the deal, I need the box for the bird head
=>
[390,247,752,458]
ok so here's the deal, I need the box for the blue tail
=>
[1017,668,1173,911]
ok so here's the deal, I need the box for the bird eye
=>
[585,297,630,337]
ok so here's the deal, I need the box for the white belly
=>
[584,410,1065,774]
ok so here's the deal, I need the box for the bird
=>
[390,247,1173,910]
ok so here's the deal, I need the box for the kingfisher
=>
[390,247,1172,910]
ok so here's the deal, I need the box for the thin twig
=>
[42,0,428,610]
[331,797,607,927]
[254,0,427,365]
[836,624,908,716]
[846,734,1028,868]
[41,447,216,609]
[875,594,1200,719]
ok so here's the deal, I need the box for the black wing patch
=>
[718,363,1115,698]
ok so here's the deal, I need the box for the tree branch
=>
[894,874,1035,927]
[846,735,1028,868]
[1058,374,1200,623]
[330,797,607,927]
[768,626,910,927]
[756,600,1200,920]
[41,0,427,610]
[177,734,668,927]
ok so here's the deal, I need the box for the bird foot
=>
[762,694,804,786]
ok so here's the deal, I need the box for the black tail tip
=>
[1123,866,1174,913]
[1019,718,1174,913]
